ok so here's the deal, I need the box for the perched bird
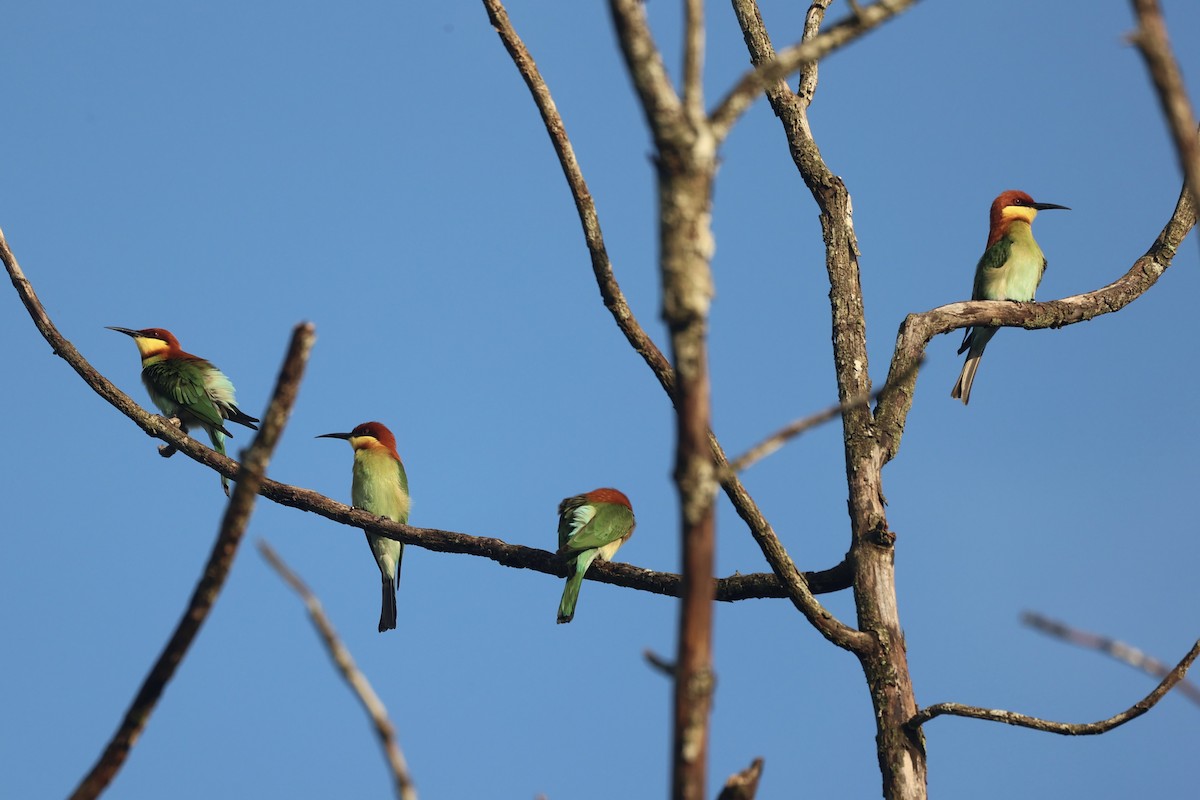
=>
[108,326,259,495]
[951,190,1069,404]
[317,422,410,633]
[556,488,635,624]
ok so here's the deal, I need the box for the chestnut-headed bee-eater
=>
[108,326,259,495]
[951,190,1069,404]
[317,421,410,633]
[556,488,635,624]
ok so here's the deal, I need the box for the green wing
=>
[971,237,1012,300]
[563,502,634,552]
[144,361,227,432]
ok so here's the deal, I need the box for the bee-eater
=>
[556,488,635,624]
[108,326,260,495]
[317,422,410,633]
[951,190,1070,404]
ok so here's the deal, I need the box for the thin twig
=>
[728,356,924,474]
[69,322,315,800]
[644,649,676,678]
[258,540,418,800]
[1022,612,1200,707]
[1128,0,1200,214]
[0,224,847,603]
[717,757,764,800]
[907,639,1200,735]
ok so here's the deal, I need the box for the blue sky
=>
[3,2,1198,798]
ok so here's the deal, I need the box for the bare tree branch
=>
[710,0,920,141]
[730,2,926,796]
[907,639,1200,735]
[0,225,852,604]
[1022,612,1200,707]
[480,0,673,387]
[683,0,706,123]
[607,2,722,796]
[1128,0,1200,213]
[258,540,418,800]
[69,322,315,800]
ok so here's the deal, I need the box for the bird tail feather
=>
[557,550,600,624]
[379,575,398,632]
[951,327,996,405]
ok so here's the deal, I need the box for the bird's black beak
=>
[106,326,140,337]
[316,432,353,440]
[1032,202,1070,211]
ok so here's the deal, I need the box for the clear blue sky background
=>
[3,2,1198,798]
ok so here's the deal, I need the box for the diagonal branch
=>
[0,223,846,604]
[1128,0,1200,213]
[874,184,1197,465]
[1022,612,1200,707]
[481,0,673,384]
[69,322,315,800]
[728,357,923,474]
[259,540,418,800]
[906,638,1200,735]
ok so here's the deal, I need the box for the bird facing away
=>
[317,421,410,633]
[108,326,260,495]
[951,190,1069,404]
[556,488,635,624]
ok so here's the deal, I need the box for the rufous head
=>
[107,326,182,358]
[987,190,1069,244]
[317,421,401,460]
[584,487,633,509]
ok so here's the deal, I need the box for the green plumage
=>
[319,422,410,634]
[352,449,409,633]
[952,188,1068,405]
[110,327,259,495]
[142,358,258,495]
[556,491,635,624]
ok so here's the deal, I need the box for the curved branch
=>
[875,184,1197,464]
[69,322,314,800]
[259,540,418,800]
[1129,0,1200,212]
[906,638,1200,735]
